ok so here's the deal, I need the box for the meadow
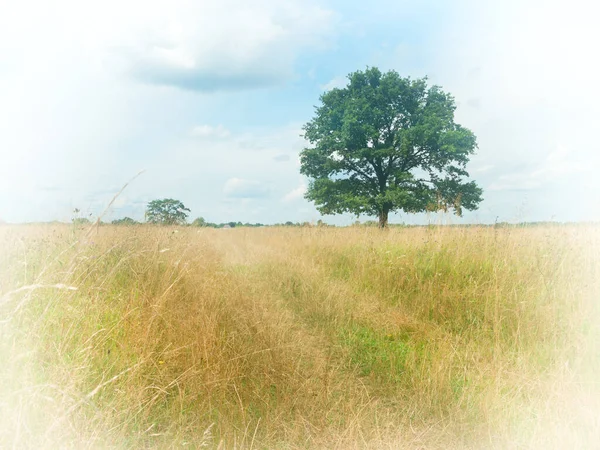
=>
[1,223,599,449]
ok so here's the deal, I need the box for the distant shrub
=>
[191,217,207,227]
[112,217,139,225]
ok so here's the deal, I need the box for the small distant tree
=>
[112,217,139,225]
[72,217,91,225]
[191,217,207,227]
[146,199,190,225]
[72,208,92,225]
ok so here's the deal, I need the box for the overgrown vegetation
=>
[1,225,598,448]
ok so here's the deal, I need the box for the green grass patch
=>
[338,323,415,384]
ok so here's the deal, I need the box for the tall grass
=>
[1,224,598,448]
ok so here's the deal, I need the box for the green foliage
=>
[145,199,190,225]
[111,217,139,225]
[190,217,207,227]
[300,67,483,227]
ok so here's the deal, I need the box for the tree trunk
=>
[378,208,389,229]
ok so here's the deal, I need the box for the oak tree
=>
[300,67,483,228]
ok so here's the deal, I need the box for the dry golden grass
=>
[1,223,599,448]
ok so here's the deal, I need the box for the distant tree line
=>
[107,198,324,228]
[79,198,582,229]
[190,217,265,228]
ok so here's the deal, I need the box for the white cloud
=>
[487,177,541,193]
[273,154,291,162]
[320,76,347,91]
[223,178,270,199]
[487,143,589,193]
[130,123,318,223]
[530,144,587,181]
[422,0,600,220]
[35,122,310,223]
[471,165,494,174]
[190,124,230,139]
[113,0,336,91]
[282,182,307,203]
[0,0,336,92]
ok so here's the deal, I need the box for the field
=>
[1,224,599,449]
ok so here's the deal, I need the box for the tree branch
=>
[342,157,379,192]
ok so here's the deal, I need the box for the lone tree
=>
[146,199,190,225]
[191,217,207,227]
[300,67,483,228]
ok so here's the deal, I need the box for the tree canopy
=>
[146,199,190,225]
[300,67,483,227]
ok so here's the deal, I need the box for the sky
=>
[0,0,599,225]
